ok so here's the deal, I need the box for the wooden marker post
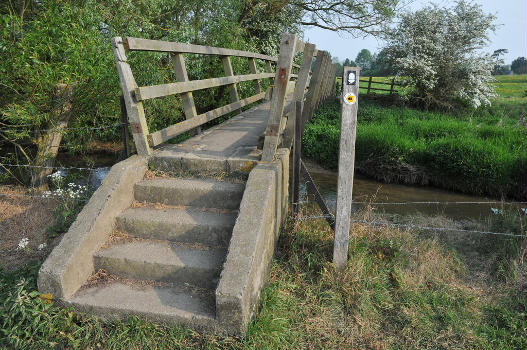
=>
[333,66,360,270]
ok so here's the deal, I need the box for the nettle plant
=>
[383,0,497,110]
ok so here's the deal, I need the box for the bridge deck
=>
[154,100,273,161]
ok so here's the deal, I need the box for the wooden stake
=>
[333,66,360,270]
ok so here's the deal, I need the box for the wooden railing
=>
[112,36,284,156]
[112,34,336,159]
[261,34,337,162]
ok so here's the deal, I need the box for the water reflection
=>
[301,162,523,221]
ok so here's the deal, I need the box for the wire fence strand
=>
[296,214,525,238]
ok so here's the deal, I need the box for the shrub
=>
[383,0,497,109]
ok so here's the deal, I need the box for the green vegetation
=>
[303,75,527,200]
[2,207,525,349]
[1,0,402,184]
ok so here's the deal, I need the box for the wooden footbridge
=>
[38,33,338,335]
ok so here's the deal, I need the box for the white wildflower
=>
[491,208,503,215]
[38,243,47,251]
[17,237,29,250]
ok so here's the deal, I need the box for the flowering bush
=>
[383,1,496,109]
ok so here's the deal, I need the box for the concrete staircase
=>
[67,174,245,330]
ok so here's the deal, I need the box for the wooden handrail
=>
[124,37,277,62]
[148,92,266,146]
[134,73,274,101]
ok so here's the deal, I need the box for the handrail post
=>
[292,100,303,215]
[248,58,262,94]
[171,52,200,135]
[111,37,151,156]
[119,95,130,159]
[302,50,325,123]
[262,33,297,162]
[281,43,316,150]
[222,56,242,115]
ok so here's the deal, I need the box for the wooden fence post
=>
[302,50,325,123]
[222,56,242,115]
[281,43,316,150]
[292,100,303,215]
[390,77,395,94]
[367,76,372,95]
[171,52,201,134]
[262,33,297,162]
[112,37,151,156]
[334,66,360,270]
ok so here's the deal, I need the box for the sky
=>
[303,0,526,65]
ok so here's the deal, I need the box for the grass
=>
[304,75,527,200]
[1,205,526,349]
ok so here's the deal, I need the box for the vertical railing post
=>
[111,37,151,156]
[171,52,200,134]
[302,50,325,123]
[222,56,242,115]
[281,42,316,150]
[265,61,275,85]
[262,33,297,162]
[334,66,360,270]
[120,95,130,159]
[367,76,372,95]
[248,58,262,94]
[390,77,395,94]
[292,100,303,215]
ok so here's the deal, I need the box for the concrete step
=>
[134,178,245,209]
[93,241,226,289]
[67,282,216,331]
[116,207,237,246]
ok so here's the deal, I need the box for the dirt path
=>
[0,186,58,271]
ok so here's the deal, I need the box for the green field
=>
[306,75,527,199]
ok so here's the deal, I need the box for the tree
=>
[369,48,395,76]
[491,49,508,75]
[238,0,403,37]
[511,57,527,75]
[332,56,343,76]
[343,58,356,67]
[383,1,496,109]
[355,49,373,71]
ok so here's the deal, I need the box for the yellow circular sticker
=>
[344,92,356,105]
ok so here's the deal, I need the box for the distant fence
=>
[337,76,401,95]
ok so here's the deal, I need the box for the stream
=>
[300,161,523,222]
